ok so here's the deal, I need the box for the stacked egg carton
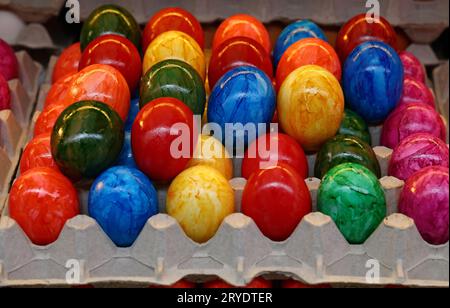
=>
[0,51,42,211]
[0,119,448,287]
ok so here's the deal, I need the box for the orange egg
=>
[276,38,341,91]
[212,14,271,55]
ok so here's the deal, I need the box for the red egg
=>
[282,280,331,288]
[132,97,197,182]
[52,42,81,84]
[399,166,449,245]
[335,14,397,63]
[381,103,446,149]
[9,167,80,246]
[208,36,273,89]
[79,34,142,92]
[60,64,130,121]
[242,133,308,180]
[142,7,204,52]
[204,278,272,289]
[34,102,69,137]
[20,134,59,174]
[0,73,11,110]
[276,38,341,90]
[399,51,426,83]
[398,77,435,108]
[212,14,271,54]
[0,38,19,81]
[44,73,78,109]
[242,164,312,242]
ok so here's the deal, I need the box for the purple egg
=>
[0,38,19,81]
[381,103,447,149]
[398,78,435,108]
[389,133,449,181]
[399,51,426,83]
[399,166,449,245]
[0,74,11,110]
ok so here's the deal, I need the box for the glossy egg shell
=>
[142,7,204,51]
[20,133,59,174]
[166,165,234,243]
[140,59,206,115]
[143,31,205,81]
[80,4,141,51]
[79,34,142,92]
[277,65,344,153]
[207,66,276,152]
[242,164,312,242]
[0,38,19,81]
[335,14,397,63]
[88,166,158,247]
[314,134,381,179]
[187,135,233,180]
[208,36,273,90]
[242,133,308,180]
[389,133,449,181]
[52,43,81,84]
[51,101,124,181]
[276,38,341,91]
[343,41,404,124]
[381,103,447,149]
[0,73,11,110]
[212,14,271,54]
[398,77,435,108]
[338,109,372,145]
[318,163,386,244]
[9,167,80,246]
[399,51,426,83]
[131,97,197,182]
[273,20,328,69]
[399,166,449,245]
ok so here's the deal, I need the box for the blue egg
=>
[207,66,276,154]
[115,131,136,168]
[88,166,158,247]
[343,41,404,124]
[273,20,327,69]
[125,97,140,132]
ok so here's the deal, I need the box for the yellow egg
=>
[167,165,235,243]
[277,65,344,152]
[187,135,233,180]
[143,30,206,80]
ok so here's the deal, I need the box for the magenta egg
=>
[398,78,435,108]
[381,103,447,149]
[399,166,449,245]
[389,133,449,181]
[0,39,19,81]
[0,74,10,110]
[399,51,426,83]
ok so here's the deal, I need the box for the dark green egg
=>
[314,134,381,179]
[80,4,141,51]
[318,163,386,244]
[140,59,206,115]
[339,109,372,145]
[51,101,124,181]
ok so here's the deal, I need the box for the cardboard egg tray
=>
[0,51,43,211]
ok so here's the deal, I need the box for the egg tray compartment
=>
[0,51,43,211]
[0,137,448,288]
